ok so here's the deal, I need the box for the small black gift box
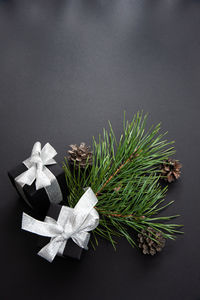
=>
[37,204,83,260]
[8,163,68,215]
[8,141,68,215]
[21,187,98,261]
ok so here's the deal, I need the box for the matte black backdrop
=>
[0,1,199,299]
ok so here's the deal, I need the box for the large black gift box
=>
[8,163,68,215]
[38,204,83,260]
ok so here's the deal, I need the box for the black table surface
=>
[0,1,199,299]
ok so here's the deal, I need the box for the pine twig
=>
[63,112,182,248]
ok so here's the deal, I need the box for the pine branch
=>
[63,112,182,248]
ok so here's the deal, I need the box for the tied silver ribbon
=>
[15,141,63,204]
[22,187,99,262]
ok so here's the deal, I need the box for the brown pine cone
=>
[68,143,93,169]
[138,227,166,255]
[161,158,182,183]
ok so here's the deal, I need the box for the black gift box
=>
[8,163,68,215]
[38,204,83,260]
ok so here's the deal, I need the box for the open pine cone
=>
[68,143,93,169]
[161,158,182,183]
[138,227,166,255]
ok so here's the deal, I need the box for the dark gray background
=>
[0,0,199,299]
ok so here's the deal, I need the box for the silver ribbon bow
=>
[15,141,63,204]
[15,141,57,190]
[22,187,99,262]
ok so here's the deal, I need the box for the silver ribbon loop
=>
[21,187,99,262]
[15,142,63,204]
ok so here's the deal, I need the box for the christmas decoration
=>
[8,112,183,262]
[68,143,93,169]
[138,227,166,255]
[8,141,67,214]
[161,158,182,183]
[64,112,182,254]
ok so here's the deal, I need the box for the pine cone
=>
[138,227,166,255]
[68,143,93,169]
[161,158,182,183]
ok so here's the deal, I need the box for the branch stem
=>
[96,207,144,219]
[96,148,138,196]
[95,148,139,218]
